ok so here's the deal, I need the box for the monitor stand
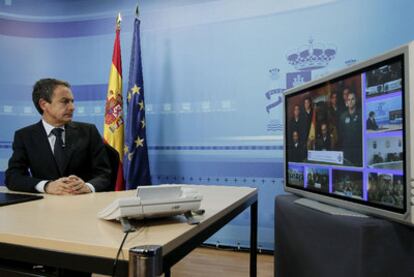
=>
[294,197,369,218]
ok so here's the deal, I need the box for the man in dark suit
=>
[302,96,313,143]
[289,131,306,162]
[366,111,379,130]
[288,104,307,145]
[5,78,111,195]
[315,122,333,151]
[338,91,362,166]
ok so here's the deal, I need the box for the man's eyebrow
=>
[59,97,74,101]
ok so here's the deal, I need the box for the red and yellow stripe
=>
[104,23,125,191]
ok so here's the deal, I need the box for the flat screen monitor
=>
[284,42,414,225]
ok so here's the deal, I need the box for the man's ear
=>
[39,98,48,113]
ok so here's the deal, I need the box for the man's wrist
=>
[85,183,95,193]
[35,180,50,193]
[44,181,52,193]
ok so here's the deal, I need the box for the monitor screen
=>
[285,55,405,214]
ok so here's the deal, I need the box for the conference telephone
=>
[98,185,203,221]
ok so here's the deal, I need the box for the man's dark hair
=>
[347,90,356,98]
[304,96,312,102]
[32,78,70,114]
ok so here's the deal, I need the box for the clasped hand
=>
[45,175,91,195]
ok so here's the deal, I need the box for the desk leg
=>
[250,200,257,277]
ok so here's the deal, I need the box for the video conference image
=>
[306,167,329,193]
[366,136,403,170]
[286,57,405,211]
[332,170,363,200]
[287,74,363,167]
[366,61,402,98]
[365,96,402,133]
[368,173,404,208]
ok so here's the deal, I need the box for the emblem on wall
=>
[265,37,337,133]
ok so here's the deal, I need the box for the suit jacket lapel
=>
[35,121,61,176]
[63,122,78,174]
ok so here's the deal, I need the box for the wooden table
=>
[0,185,258,276]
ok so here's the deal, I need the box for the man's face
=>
[347,93,356,110]
[41,85,75,126]
[321,124,328,136]
[293,105,300,118]
[343,88,349,102]
[330,93,337,106]
[304,99,311,110]
[292,131,299,143]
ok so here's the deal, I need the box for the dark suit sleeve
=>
[5,131,42,192]
[86,125,112,192]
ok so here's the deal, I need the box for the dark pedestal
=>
[275,194,414,277]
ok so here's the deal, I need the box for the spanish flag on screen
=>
[307,106,316,149]
[104,15,125,191]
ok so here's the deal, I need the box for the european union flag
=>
[123,18,151,189]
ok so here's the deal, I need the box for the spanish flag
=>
[104,14,124,191]
[307,105,316,150]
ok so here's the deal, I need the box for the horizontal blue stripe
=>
[0,141,283,151]
[0,84,110,101]
[148,145,283,150]
[366,130,403,139]
[72,84,109,101]
[0,163,284,183]
[0,16,133,38]
[151,175,283,185]
[365,90,402,102]
[151,161,284,178]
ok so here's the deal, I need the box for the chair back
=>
[104,143,120,191]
